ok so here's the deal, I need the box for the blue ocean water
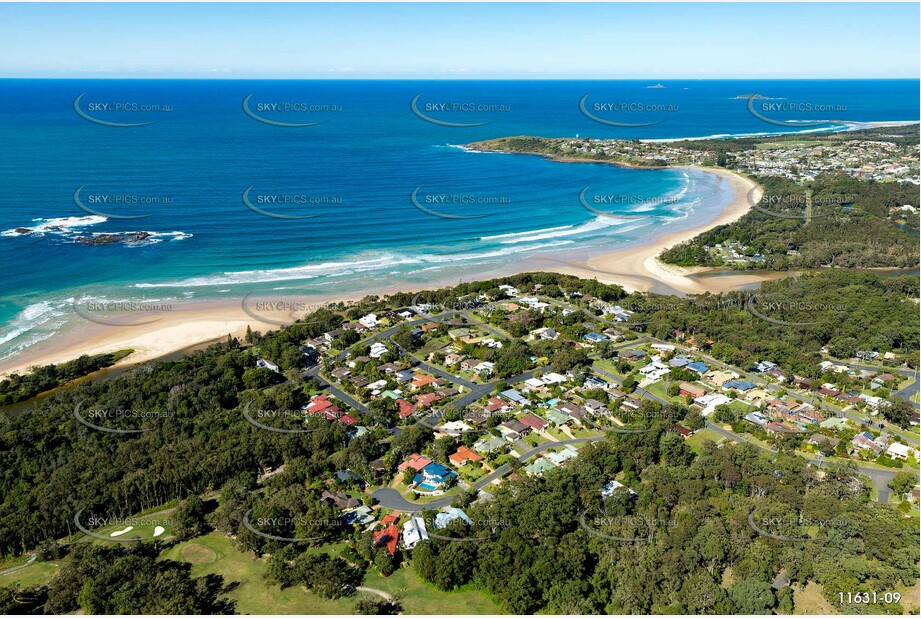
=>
[0,79,917,360]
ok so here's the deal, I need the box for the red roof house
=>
[397,453,432,472]
[449,445,484,467]
[373,524,400,555]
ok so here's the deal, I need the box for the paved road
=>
[705,421,896,502]
[371,436,605,512]
[304,366,369,415]
[0,554,35,577]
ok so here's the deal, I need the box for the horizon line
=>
[1,76,919,81]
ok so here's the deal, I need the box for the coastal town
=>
[489,132,921,185]
[228,276,921,571]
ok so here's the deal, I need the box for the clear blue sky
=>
[1,3,918,78]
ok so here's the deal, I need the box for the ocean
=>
[0,79,917,361]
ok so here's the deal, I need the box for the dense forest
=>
[660,174,919,269]
[0,350,132,405]
[409,435,918,614]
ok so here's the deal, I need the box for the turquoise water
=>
[0,79,916,361]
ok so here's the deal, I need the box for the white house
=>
[369,342,389,358]
[440,420,472,435]
[602,479,637,498]
[694,393,733,416]
[359,313,380,328]
[402,516,429,550]
[474,361,495,375]
[887,442,915,460]
[256,359,280,372]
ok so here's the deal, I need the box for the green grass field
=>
[686,429,727,453]
[161,531,503,614]
[0,559,62,590]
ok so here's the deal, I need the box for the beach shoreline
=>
[0,165,765,379]
[530,166,764,295]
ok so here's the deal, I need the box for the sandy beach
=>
[0,167,766,379]
[535,167,764,295]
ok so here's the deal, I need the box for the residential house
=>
[531,327,559,341]
[679,382,707,398]
[369,342,388,359]
[434,507,473,529]
[887,442,915,460]
[602,479,636,498]
[321,490,360,510]
[524,457,556,476]
[397,399,414,419]
[415,393,443,409]
[499,419,529,440]
[484,397,510,414]
[723,379,756,393]
[330,367,351,381]
[342,505,376,527]
[473,435,506,454]
[440,420,471,435]
[413,462,457,491]
[851,432,884,456]
[807,434,840,450]
[411,374,437,390]
[359,313,380,328]
[256,359,280,372]
[374,524,400,555]
[500,388,529,405]
[545,445,579,466]
[620,349,646,362]
[449,445,484,467]
[398,453,432,473]
[402,517,429,550]
[695,393,732,416]
[545,408,572,426]
[519,413,549,432]
[582,398,609,415]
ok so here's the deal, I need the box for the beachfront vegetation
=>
[660,174,919,269]
[0,349,132,405]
